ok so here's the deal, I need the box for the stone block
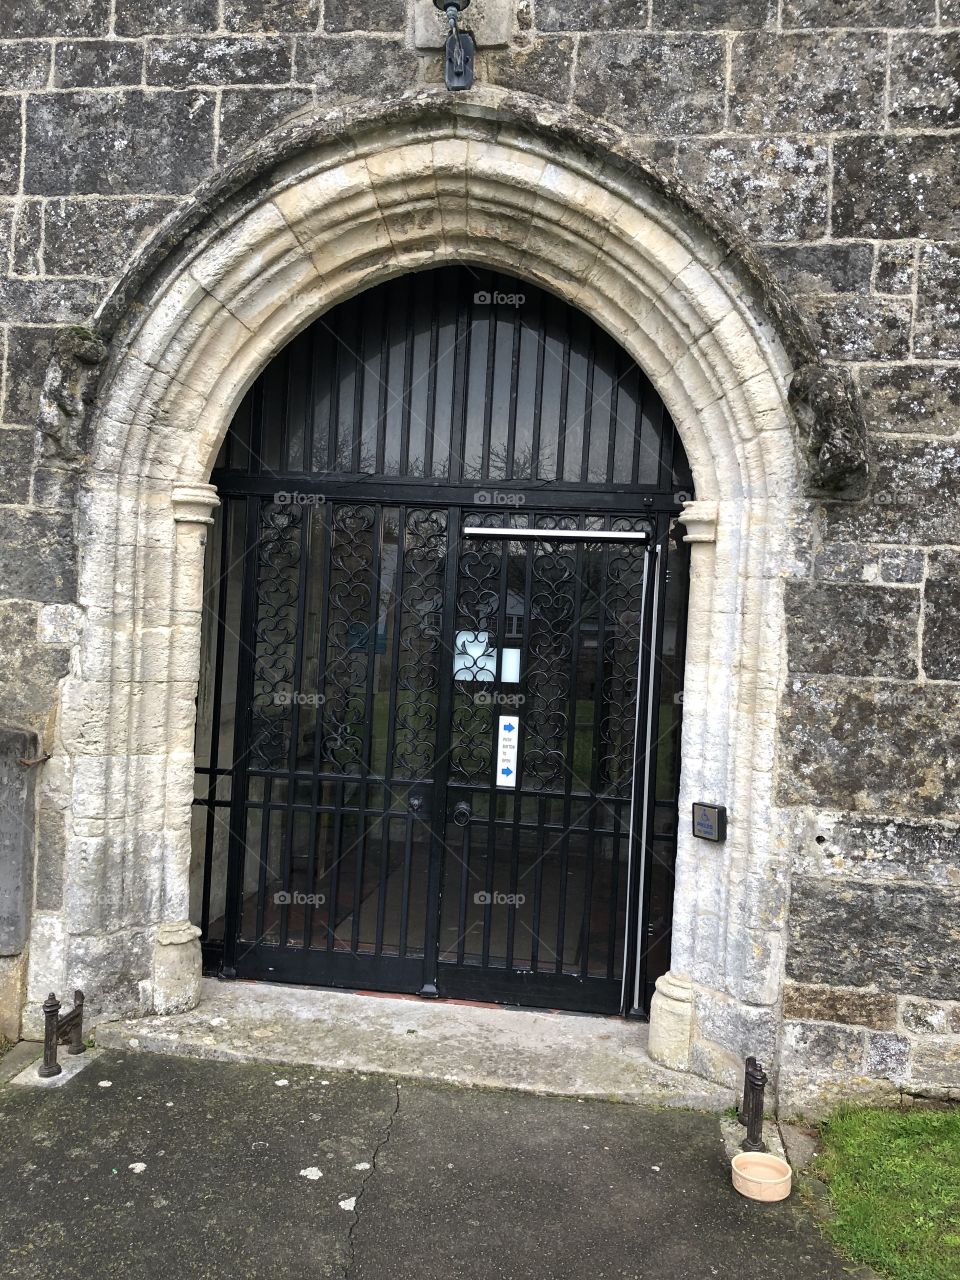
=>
[0,0,109,36]
[483,38,575,106]
[0,430,34,505]
[537,0,647,29]
[0,280,103,326]
[3,327,56,426]
[781,0,935,23]
[44,197,177,278]
[784,581,919,678]
[653,0,774,26]
[787,877,960,1000]
[879,549,925,585]
[833,136,960,240]
[217,88,315,163]
[0,952,26,1041]
[327,0,405,30]
[574,35,725,136]
[12,201,43,275]
[53,39,145,88]
[0,42,53,89]
[865,1031,911,1081]
[294,37,419,97]
[923,549,960,680]
[0,604,71,730]
[731,32,885,132]
[822,439,960,546]
[911,1039,960,1088]
[780,679,960,818]
[900,997,960,1036]
[34,807,65,913]
[890,36,960,129]
[810,295,911,362]
[25,91,216,196]
[415,0,514,46]
[115,0,218,35]
[67,927,153,1019]
[0,511,75,605]
[873,243,915,296]
[224,0,321,29]
[783,982,897,1029]
[761,244,873,295]
[676,139,827,241]
[796,814,960,888]
[915,244,960,360]
[859,365,960,436]
[0,728,38,956]
[781,1020,864,1077]
[0,99,22,196]
[145,35,293,87]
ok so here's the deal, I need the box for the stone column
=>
[646,500,718,1072]
[152,483,219,1015]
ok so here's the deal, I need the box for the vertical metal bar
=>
[554,311,572,482]
[200,498,230,940]
[479,292,496,482]
[504,531,535,971]
[221,493,262,977]
[631,542,664,1014]
[423,273,440,478]
[529,289,546,484]
[67,991,85,1055]
[350,505,384,953]
[418,505,460,995]
[552,533,585,976]
[618,544,653,1014]
[375,506,407,956]
[278,504,311,950]
[303,501,334,951]
[449,275,473,484]
[504,291,522,481]
[578,325,596,484]
[578,535,611,978]
[399,280,415,478]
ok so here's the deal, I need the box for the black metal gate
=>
[193,266,691,1016]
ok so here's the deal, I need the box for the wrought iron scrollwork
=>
[394,508,447,778]
[249,501,304,769]
[319,503,377,774]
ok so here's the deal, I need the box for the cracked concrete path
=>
[0,1050,851,1280]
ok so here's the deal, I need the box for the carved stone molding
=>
[678,500,719,544]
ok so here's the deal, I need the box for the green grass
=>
[815,1105,960,1280]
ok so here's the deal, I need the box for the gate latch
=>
[434,0,475,91]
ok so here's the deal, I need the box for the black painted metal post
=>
[738,1054,756,1126]
[38,992,62,1078]
[66,989,85,1055]
[741,1058,768,1153]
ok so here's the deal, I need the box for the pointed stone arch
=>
[31,88,812,1088]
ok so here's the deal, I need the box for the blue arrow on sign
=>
[504,723,516,732]
[501,767,513,776]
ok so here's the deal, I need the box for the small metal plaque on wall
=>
[692,802,727,843]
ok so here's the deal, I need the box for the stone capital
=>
[678,500,718,544]
[171,484,220,527]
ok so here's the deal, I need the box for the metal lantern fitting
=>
[434,0,475,91]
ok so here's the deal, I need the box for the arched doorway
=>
[192,265,692,1017]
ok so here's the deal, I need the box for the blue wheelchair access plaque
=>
[692,802,727,843]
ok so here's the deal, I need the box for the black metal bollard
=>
[737,1054,756,1126]
[64,990,86,1055]
[38,992,62,1078]
[741,1057,768,1153]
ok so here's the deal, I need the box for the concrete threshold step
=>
[95,978,734,1111]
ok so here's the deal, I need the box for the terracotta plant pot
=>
[731,1151,792,1202]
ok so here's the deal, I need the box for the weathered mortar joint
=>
[788,363,869,499]
[37,327,109,469]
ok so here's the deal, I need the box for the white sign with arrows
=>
[496,715,519,789]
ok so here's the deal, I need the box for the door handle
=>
[452,801,472,827]
[409,795,425,814]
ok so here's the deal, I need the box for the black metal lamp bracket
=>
[434,0,475,91]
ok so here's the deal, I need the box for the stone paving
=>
[0,1047,859,1280]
